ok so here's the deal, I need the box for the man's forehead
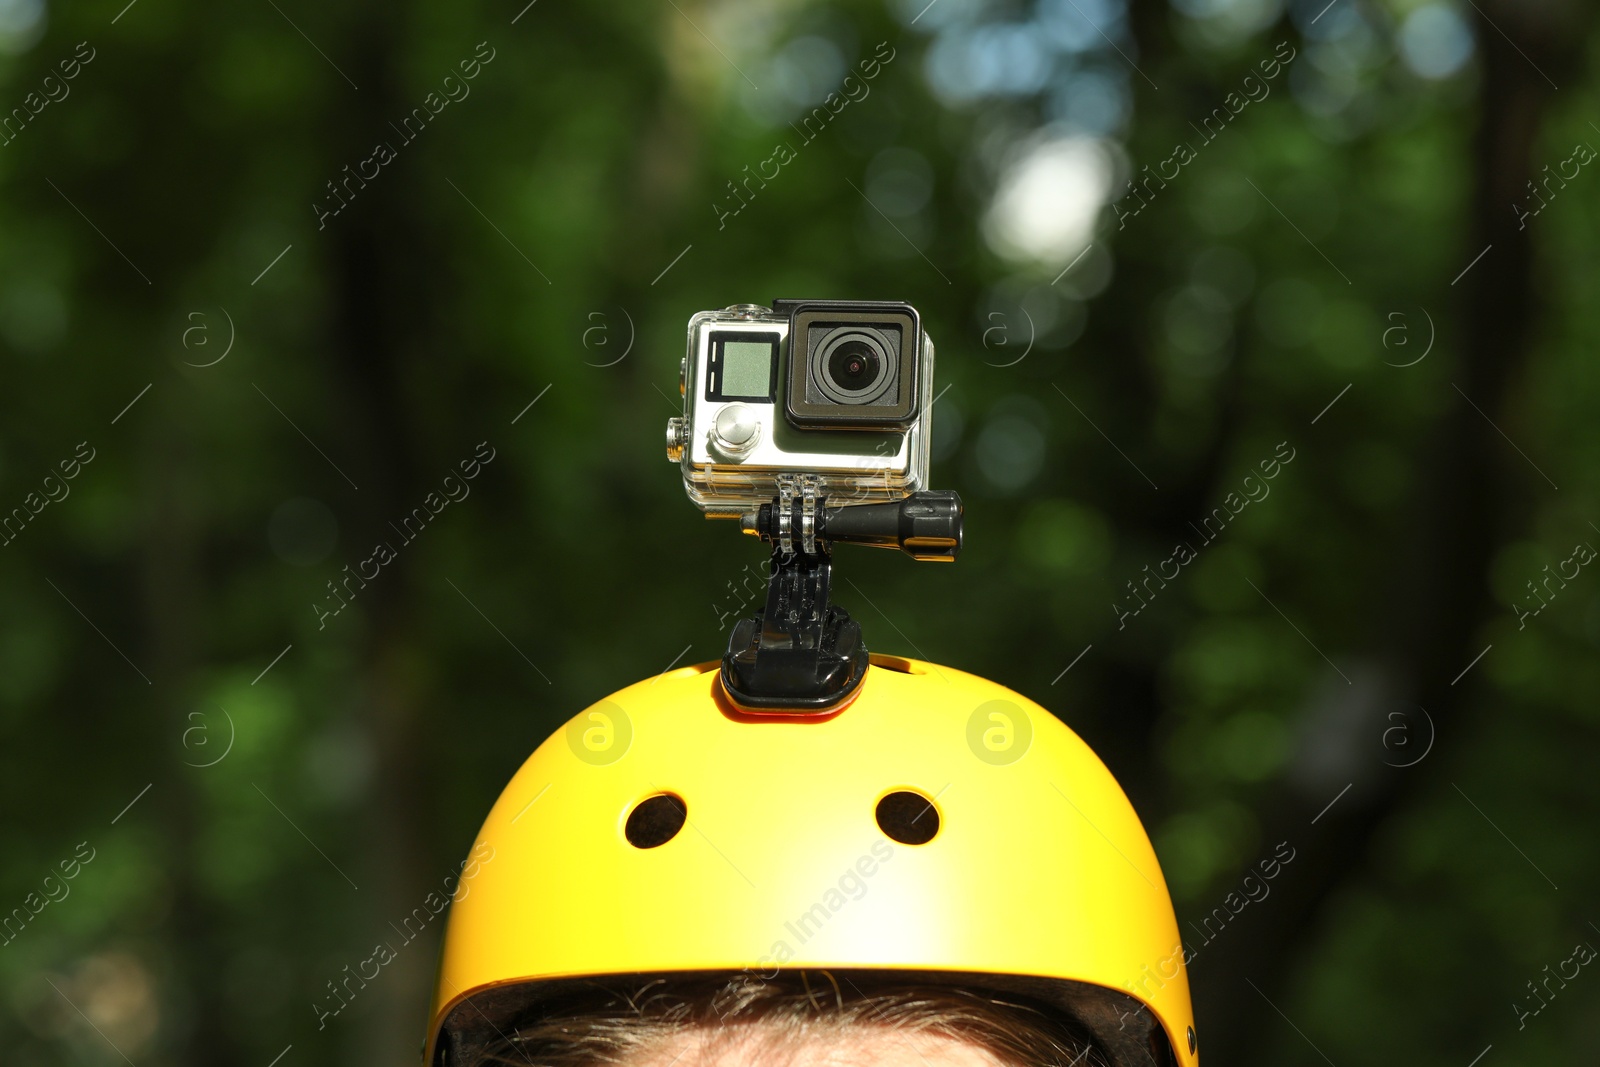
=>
[628,1024,1012,1067]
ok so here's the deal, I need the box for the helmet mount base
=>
[719,484,963,714]
[720,545,869,714]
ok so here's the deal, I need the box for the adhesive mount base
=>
[718,547,869,715]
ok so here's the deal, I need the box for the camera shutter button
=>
[712,404,760,454]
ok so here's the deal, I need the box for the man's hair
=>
[469,969,1109,1067]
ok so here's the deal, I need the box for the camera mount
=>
[720,475,962,714]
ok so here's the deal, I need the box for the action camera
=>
[666,298,960,715]
[666,299,934,516]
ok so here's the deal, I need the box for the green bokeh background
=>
[1,0,1597,1064]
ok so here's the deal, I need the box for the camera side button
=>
[711,403,761,456]
[664,417,688,463]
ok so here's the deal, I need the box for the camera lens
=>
[814,328,895,405]
[827,340,880,390]
[786,304,917,428]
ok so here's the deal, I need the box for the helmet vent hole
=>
[875,790,939,845]
[625,793,687,849]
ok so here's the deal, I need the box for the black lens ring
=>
[827,340,881,391]
[811,327,896,406]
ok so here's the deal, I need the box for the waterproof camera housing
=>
[666,299,934,516]
[665,297,961,716]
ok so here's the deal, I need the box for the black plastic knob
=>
[821,491,963,560]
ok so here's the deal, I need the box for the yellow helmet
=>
[423,653,1197,1066]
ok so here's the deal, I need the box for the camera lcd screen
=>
[706,332,779,402]
[722,342,773,397]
